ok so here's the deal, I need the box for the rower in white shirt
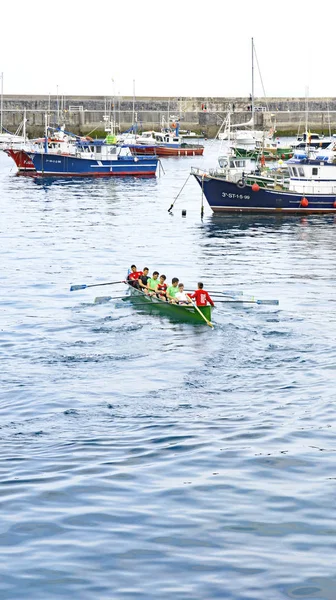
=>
[175,283,193,305]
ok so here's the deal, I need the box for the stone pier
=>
[2,95,336,137]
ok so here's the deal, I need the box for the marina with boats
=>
[3,0,336,593]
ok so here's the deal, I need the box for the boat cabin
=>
[74,140,126,160]
[204,155,257,182]
[287,154,336,194]
[154,132,180,145]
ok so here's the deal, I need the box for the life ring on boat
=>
[237,179,246,189]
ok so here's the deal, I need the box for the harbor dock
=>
[2,95,336,138]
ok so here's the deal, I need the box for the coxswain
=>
[127,264,143,288]
[188,282,214,307]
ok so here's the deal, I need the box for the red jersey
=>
[189,289,214,306]
[128,270,143,281]
[157,283,167,293]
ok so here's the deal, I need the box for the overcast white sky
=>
[1,0,332,98]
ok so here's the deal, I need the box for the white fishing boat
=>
[291,131,332,151]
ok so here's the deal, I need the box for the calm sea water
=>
[1,143,336,600]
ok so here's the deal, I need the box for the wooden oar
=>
[186,289,243,297]
[70,280,125,292]
[206,290,243,296]
[214,298,279,305]
[190,299,214,328]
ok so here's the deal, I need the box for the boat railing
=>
[191,166,207,177]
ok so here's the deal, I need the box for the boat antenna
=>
[251,38,255,130]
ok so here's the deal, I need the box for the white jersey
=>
[175,291,190,303]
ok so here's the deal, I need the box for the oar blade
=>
[94,296,113,304]
[256,299,279,305]
[70,284,87,291]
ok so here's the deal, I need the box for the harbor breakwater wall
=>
[2,95,336,137]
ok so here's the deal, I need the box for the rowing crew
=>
[127,265,215,307]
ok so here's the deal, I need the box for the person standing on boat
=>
[166,277,179,303]
[156,274,167,300]
[147,271,160,295]
[175,283,193,305]
[188,282,215,307]
[127,265,143,288]
[138,267,150,292]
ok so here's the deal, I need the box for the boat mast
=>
[0,72,3,133]
[132,79,135,128]
[305,86,309,135]
[251,38,255,130]
[23,107,26,141]
[44,112,48,153]
[112,77,116,136]
[56,85,59,123]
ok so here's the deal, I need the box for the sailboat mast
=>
[251,38,255,129]
[0,72,3,132]
[23,107,26,141]
[132,79,135,126]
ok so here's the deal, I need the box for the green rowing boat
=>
[125,283,213,325]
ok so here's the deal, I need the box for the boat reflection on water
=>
[202,213,336,237]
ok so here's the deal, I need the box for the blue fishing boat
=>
[191,146,336,214]
[26,139,158,177]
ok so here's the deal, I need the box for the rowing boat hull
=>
[127,285,212,324]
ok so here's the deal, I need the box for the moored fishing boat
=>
[126,123,204,157]
[125,283,213,325]
[22,139,158,177]
[233,138,293,161]
[4,127,78,173]
[4,148,35,172]
[291,131,332,151]
[191,146,336,213]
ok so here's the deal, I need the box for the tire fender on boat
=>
[237,179,246,189]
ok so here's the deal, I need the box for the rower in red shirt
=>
[127,264,143,288]
[188,282,214,307]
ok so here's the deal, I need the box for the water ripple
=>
[1,145,336,599]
